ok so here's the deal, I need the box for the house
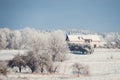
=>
[66,34,101,48]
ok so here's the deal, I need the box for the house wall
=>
[68,41,85,45]
[67,35,101,48]
[68,41,100,48]
[91,41,100,48]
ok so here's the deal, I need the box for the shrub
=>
[7,54,26,72]
[72,63,89,77]
[25,51,39,73]
[47,62,60,74]
[0,62,8,75]
[24,51,53,73]
[69,44,94,54]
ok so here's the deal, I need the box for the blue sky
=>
[0,0,120,32]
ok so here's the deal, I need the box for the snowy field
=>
[0,48,120,80]
[0,50,27,60]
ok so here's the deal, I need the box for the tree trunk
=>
[52,54,56,61]
[31,66,36,73]
[77,69,80,77]
[41,67,44,73]
[19,67,21,72]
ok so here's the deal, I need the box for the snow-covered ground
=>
[0,48,120,80]
[0,50,27,60]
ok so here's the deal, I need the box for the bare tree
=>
[72,63,89,77]
[47,62,60,74]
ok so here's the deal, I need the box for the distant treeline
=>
[0,28,120,49]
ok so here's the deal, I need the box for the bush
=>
[69,44,94,54]
[46,62,60,74]
[25,51,40,73]
[7,54,26,72]
[24,51,61,74]
[72,63,89,77]
[7,49,63,74]
[0,62,8,75]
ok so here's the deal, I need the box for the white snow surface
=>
[0,50,27,60]
[0,48,120,80]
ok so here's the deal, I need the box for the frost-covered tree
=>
[24,51,39,73]
[21,28,48,52]
[8,54,26,72]
[115,33,120,48]
[48,30,68,62]
[7,30,22,49]
[102,32,120,48]
[21,28,37,50]
[24,51,53,73]
[0,28,10,49]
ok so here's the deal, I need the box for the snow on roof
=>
[67,35,84,42]
[67,34,100,41]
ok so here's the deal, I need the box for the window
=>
[85,39,91,43]
[78,37,80,40]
